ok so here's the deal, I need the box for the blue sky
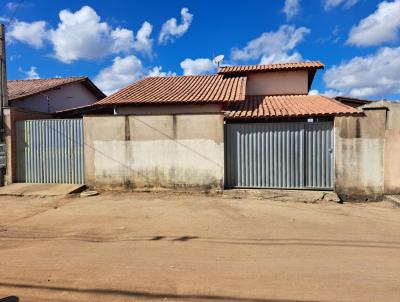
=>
[1,0,400,99]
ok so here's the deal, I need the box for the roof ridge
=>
[218,61,324,75]
[145,74,221,79]
[220,60,322,68]
[8,76,87,82]
[245,94,313,97]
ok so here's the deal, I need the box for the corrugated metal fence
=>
[16,119,84,184]
[225,121,333,189]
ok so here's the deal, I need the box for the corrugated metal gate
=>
[225,121,334,189]
[16,119,84,184]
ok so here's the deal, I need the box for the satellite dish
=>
[213,54,224,67]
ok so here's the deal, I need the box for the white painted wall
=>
[246,70,309,95]
[11,82,99,113]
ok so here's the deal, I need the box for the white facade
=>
[11,82,100,113]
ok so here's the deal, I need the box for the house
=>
[7,77,105,113]
[10,61,400,200]
[3,76,105,185]
[80,61,360,191]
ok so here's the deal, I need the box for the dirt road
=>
[0,191,399,301]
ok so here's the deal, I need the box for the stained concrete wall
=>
[116,103,222,115]
[3,107,52,184]
[83,114,224,190]
[246,70,308,95]
[335,101,400,200]
[11,82,99,113]
[383,103,400,195]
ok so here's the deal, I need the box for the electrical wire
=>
[5,0,24,26]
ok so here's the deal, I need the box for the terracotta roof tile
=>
[96,74,247,105]
[219,61,324,75]
[7,77,94,101]
[225,95,361,119]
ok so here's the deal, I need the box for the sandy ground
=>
[0,191,399,302]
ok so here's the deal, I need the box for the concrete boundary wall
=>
[83,114,224,190]
[335,101,400,201]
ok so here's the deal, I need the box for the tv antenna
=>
[213,54,224,68]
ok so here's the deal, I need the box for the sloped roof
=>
[218,61,324,75]
[96,74,247,105]
[225,95,361,119]
[7,77,105,101]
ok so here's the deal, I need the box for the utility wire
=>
[5,0,24,26]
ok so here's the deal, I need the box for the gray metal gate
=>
[16,119,84,184]
[225,121,333,189]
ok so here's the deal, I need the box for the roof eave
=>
[224,112,363,120]
[81,78,106,100]
[8,77,106,102]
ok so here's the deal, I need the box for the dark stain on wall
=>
[125,116,131,141]
[355,119,361,138]
[172,115,177,139]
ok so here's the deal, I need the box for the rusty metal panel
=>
[16,119,84,184]
[225,121,333,189]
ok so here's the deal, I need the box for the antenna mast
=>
[213,55,224,69]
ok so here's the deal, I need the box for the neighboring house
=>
[7,77,105,113]
[335,96,374,108]
[3,76,105,185]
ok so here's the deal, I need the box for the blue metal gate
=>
[16,119,84,184]
[225,121,334,189]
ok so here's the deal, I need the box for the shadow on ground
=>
[0,282,317,302]
[0,296,19,302]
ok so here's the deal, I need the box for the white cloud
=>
[324,0,359,10]
[322,89,340,97]
[94,55,146,95]
[231,25,310,64]
[9,54,21,61]
[8,20,47,48]
[94,56,174,95]
[132,21,153,55]
[48,6,140,63]
[158,8,193,44]
[324,47,400,98]
[24,66,40,79]
[308,89,339,97]
[147,66,176,77]
[180,58,216,75]
[283,0,300,20]
[19,66,40,79]
[9,6,153,63]
[6,2,19,11]
[347,0,400,47]
[260,52,302,65]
